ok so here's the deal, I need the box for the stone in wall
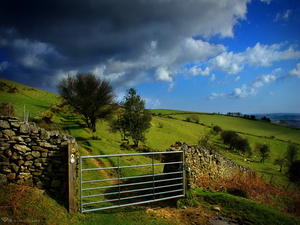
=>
[0,116,79,204]
[164,142,252,189]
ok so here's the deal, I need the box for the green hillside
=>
[0,78,58,117]
[1,79,300,224]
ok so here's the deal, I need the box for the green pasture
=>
[0,78,58,115]
[167,112,300,144]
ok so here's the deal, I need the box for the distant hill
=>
[254,113,300,128]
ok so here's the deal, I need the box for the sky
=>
[0,0,300,114]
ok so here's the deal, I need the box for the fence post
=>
[68,143,78,213]
[23,105,25,122]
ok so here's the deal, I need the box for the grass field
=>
[1,79,300,224]
[0,78,58,117]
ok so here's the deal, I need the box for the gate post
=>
[68,143,78,213]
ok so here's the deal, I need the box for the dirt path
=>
[79,144,118,185]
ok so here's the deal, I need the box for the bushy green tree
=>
[231,136,251,156]
[109,111,128,141]
[287,160,300,184]
[212,125,222,134]
[120,88,152,147]
[274,157,286,172]
[285,144,299,167]
[220,130,238,150]
[255,143,270,163]
[190,114,200,124]
[57,73,116,132]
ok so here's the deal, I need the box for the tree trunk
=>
[91,117,97,132]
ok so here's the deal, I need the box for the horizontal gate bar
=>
[82,194,185,213]
[82,182,183,199]
[80,151,183,159]
[82,171,182,184]
[82,176,183,191]
[83,188,183,206]
[82,161,183,171]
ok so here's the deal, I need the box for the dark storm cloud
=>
[0,0,249,91]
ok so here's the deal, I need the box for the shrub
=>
[220,130,238,149]
[186,117,191,122]
[287,160,300,184]
[40,111,54,124]
[190,114,200,124]
[212,125,222,134]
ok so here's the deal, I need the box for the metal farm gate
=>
[80,151,185,213]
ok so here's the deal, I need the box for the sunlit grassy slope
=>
[0,78,58,114]
[1,79,300,188]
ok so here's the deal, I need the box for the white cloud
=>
[209,74,216,82]
[154,67,172,82]
[283,10,292,20]
[166,82,176,93]
[251,74,276,88]
[208,92,226,100]
[188,66,210,76]
[233,76,241,82]
[208,84,257,100]
[207,42,300,75]
[228,84,257,99]
[288,63,300,78]
[144,98,161,109]
[269,91,274,95]
[274,9,292,22]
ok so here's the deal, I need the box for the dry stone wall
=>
[164,142,252,188]
[0,116,78,202]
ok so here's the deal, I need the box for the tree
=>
[285,144,299,167]
[255,143,270,163]
[190,114,200,124]
[220,130,238,150]
[109,111,129,142]
[57,73,115,132]
[274,157,286,172]
[120,88,152,147]
[286,160,300,184]
[231,136,251,156]
[212,125,222,134]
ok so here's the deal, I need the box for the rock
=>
[5,149,12,157]
[11,136,24,142]
[40,129,50,140]
[25,155,34,160]
[0,173,7,183]
[7,173,16,180]
[11,152,20,160]
[0,120,10,129]
[2,129,15,137]
[18,172,32,180]
[32,151,41,158]
[10,163,19,173]
[18,160,25,165]
[50,130,59,136]
[24,161,33,166]
[19,124,30,134]
[32,171,42,176]
[32,146,48,152]
[13,144,30,153]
